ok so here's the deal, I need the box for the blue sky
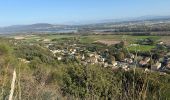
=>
[0,0,170,26]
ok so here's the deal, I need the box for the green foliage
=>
[14,45,55,64]
[128,45,155,52]
[0,43,12,56]
[56,63,170,99]
[0,41,20,99]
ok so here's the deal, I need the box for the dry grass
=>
[95,40,121,46]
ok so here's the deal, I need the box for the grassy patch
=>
[127,45,155,52]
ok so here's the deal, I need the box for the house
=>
[103,63,109,68]
[151,62,162,71]
[122,65,128,70]
[57,57,62,61]
[139,60,148,67]
[144,68,150,72]
[166,61,170,69]
[81,54,85,60]
[43,39,50,42]
[130,54,135,59]
[139,57,151,66]
[48,43,53,46]
[93,56,98,64]
[89,56,98,64]
[112,61,118,67]
[157,41,164,45]
[98,56,105,62]
[71,51,76,55]
[124,58,133,64]
[88,53,94,57]
[116,62,129,71]
[94,53,100,59]
[50,50,61,54]
[124,68,130,71]
[130,44,139,46]
[156,62,162,70]
[144,57,151,63]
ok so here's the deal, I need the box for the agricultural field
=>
[10,34,161,42]
[10,34,168,52]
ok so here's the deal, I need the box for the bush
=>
[14,45,55,64]
[0,43,12,56]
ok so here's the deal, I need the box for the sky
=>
[0,0,170,26]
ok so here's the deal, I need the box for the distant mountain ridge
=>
[1,16,170,34]
[64,15,170,25]
[0,23,75,34]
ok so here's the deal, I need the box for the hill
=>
[1,16,170,34]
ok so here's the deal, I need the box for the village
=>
[12,34,170,75]
[32,36,170,74]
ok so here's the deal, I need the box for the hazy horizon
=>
[1,0,170,26]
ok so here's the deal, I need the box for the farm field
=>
[10,34,169,52]
[11,34,161,42]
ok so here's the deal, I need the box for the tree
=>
[116,52,125,61]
